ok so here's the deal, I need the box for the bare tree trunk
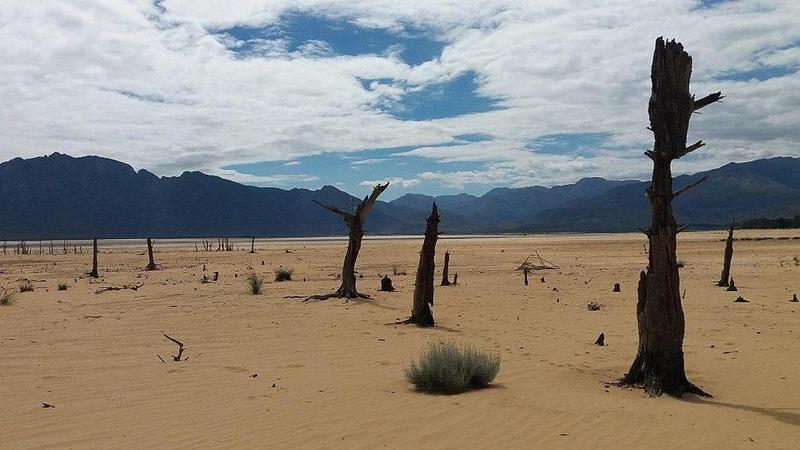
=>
[145,238,158,270]
[403,203,439,326]
[523,268,529,286]
[619,37,721,398]
[309,182,389,300]
[88,238,99,278]
[716,220,734,287]
[250,237,255,253]
[440,250,451,286]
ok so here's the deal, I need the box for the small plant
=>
[405,342,500,394]
[19,281,34,292]
[587,302,603,311]
[1,290,15,306]
[245,273,264,295]
[57,282,69,291]
[274,267,294,282]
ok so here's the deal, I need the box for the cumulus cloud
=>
[360,177,420,188]
[0,0,798,193]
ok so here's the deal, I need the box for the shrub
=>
[246,273,264,295]
[57,282,69,291]
[0,290,14,306]
[274,267,293,282]
[19,281,34,292]
[405,342,500,394]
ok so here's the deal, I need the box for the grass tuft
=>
[246,273,264,295]
[57,282,69,291]
[405,342,500,394]
[19,281,34,293]
[1,290,15,306]
[274,267,294,282]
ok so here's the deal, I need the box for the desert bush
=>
[0,290,15,306]
[587,301,603,311]
[246,273,264,295]
[405,342,500,394]
[19,281,34,292]
[57,282,69,291]
[274,267,294,282]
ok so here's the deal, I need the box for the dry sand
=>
[1,231,799,449]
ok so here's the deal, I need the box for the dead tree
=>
[515,253,557,286]
[250,237,256,253]
[619,37,721,398]
[308,182,389,299]
[380,275,394,292]
[440,250,451,286]
[88,238,99,278]
[145,238,158,270]
[716,220,734,287]
[401,203,439,326]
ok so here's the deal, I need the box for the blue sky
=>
[1,1,799,199]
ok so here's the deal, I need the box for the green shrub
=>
[246,273,264,295]
[0,290,14,306]
[274,267,294,282]
[19,281,34,293]
[57,282,69,291]
[405,342,500,394]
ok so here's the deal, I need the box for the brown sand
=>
[1,231,799,449]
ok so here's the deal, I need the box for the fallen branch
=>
[162,334,187,362]
[95,283,143,294]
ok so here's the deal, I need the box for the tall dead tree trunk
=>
[88,238,99,278]
[310,182,389,299]
[145,238,158,270]
[716,220,734,287]
[619,37,721,398]
[440,250,451,286]
[403,203,439,326]
[250,237,256,253]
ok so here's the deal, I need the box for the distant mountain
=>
[0,153,798,239]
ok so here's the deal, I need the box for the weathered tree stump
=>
[523,268,529,286]
[250,237,256,253]
[145,238,158,270]
[595,333,605,346]
[619,37,721,398]
[380,275,394,292]
[452,273,458,285]
[440,251,451,286]
[716,220,735,287]
[88,238,99,278]
[613,283,621,292]
[790,294,798,303]
[401,203,439,326]
[734,296,748,303]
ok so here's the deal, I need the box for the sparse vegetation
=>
[405,342,500,394]
[274,267,293,282]
[1,290,15,306]
[246,273,264,295]
[19,281,34,292]
[57,282,69,291]
[587,302,603,311]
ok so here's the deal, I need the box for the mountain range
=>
[0,153,798,239]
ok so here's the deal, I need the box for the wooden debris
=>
[594,333,605,346]
[95,283,143,294]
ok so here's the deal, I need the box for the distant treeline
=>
[740,215,800,229]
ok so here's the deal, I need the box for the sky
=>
[1,0,799,199]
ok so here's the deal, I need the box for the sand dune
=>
[1,231,799,449]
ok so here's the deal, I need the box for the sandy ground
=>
[1,230,799,449]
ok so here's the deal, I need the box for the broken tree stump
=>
[401,203,439,326]
[716,220,735,287]
[145,237,158,270]
[595,333,605,346]
[380,275,394,292]
[88,238,99,278]
[613,283,621,292]
[790,294,798,303]
[440,250,451,286]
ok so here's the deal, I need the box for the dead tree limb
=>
[618,37,720,398]
[95,283,144,294]
[163,334,187,362]
[440,250,451,286]
[88,238,99,278]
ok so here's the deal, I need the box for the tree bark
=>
[620,37,721,398]
[145,238,158,270]
[404,203,439,326]
[716,220,734,286]
[250,237,256,253]
[311,182,389,299]
[440,250,451,286]
[88,238,99,278]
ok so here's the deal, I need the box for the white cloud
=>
[0,0,798,192]
[360,177,420,188]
